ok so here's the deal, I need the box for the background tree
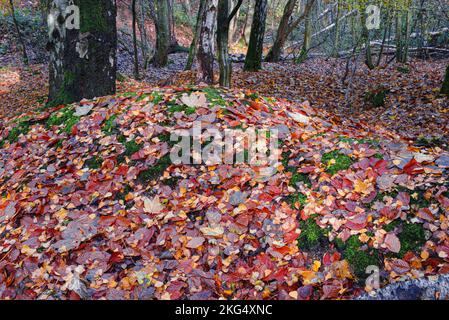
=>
[2,0,28,65]
[132,0,139,78]
[47,0,117,107]
[185,0,206,70]
[154,0,170,67]
[197,0,218,83]
[217,0,244,87]
[244,0,268,71]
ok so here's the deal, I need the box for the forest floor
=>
[1,52,448,148]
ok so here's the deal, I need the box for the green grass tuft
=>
[321,150,353,175]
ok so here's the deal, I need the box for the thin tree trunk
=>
[217,0,243,87]
[441,64,449,96]
[297,8,312,64]
[154,0,170,67]
[185,0,206,71]
[244,0,268,71]
[132,0,140,78]
[9,0,28,65]
[265,0,296,62]
[361,10,375,69]
[396,11,404,62]
[197,0,218,83]
[332,0,341,58]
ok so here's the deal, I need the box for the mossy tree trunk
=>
[297,7,313,64]
[197,0,218,84]
[332,0,341,58]
[361,10,375,70]
[244,0,268,71]
[47,0,117,107]
[154,0,170,67]
[441,64,449,97]
[185,0,206,71]
[217,0,243,87]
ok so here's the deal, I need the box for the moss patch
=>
[397,222,426,257]
[84,156,103,170]
[365,87,389,108]
[297,216,327,250]
[102,114,118,135]
[137,154,172,185]
[290,172,312,188]
[341,235,380,280]
[46,106,80,134]
[322,151,353,175]
[203,87,226,106]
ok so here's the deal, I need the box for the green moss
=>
[137,154,172,185]
[102,114,118,135]
[287,192,308,210]
[84,156,103,170]
[397,222,426,257]
[245,92,260,100]
[46,105,80,134]
[364,87,389,108]
[3,120,30,144]
[290,172,312,188]
[383,219,401,232]
[297,216,327,250]
[151,91,164,104]
[342,235,380,280]
[397,66,410,74]
[79,0,107,33]
[167,102,196,115]
[202,87,226,106]
[321,151,353,175]
[45,71,77,108]
[374,152,384,160]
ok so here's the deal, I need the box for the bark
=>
[185,0,206,71]
[47,0,117,107]
[361,10,375,70]
[132,0,140,78]
[9,0,29,65]
[197,0,218,83]
[244,0,268,71]
[265,0,296,62]
[242,0,254,45]
[265,0,315,63]
[154,0,170,67]
[297,8,312,64]
[217,0,243,87]
[331,0,341,58]
[441,64,449,96]
[168,0,179,49]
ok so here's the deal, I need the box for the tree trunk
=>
[361,10,375,69]
[197,0,218,84]
[228,0,240,44]
[265,0,296,62]
[168,0,179,49]
[154,0,170,67]
[244,0,268,71]
[185,0,206,71]
[132,0,140,78]
[242,0,254,45]
[217,0,243,87]
[441,64,449,96]
[332,0,341,58]
[9,0,29,65]
[217,0,231,87]
[47,0,117,107]
[396,11,404,63]
[297,2,314,64]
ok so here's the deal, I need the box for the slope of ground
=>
[0,87,448,299]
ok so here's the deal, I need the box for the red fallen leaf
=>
[265,267,289,282]
[322,284,340,299]
[284,230,299,243]
[384,233,401,253]
[389,259,410,274]
[403,158,424,175]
